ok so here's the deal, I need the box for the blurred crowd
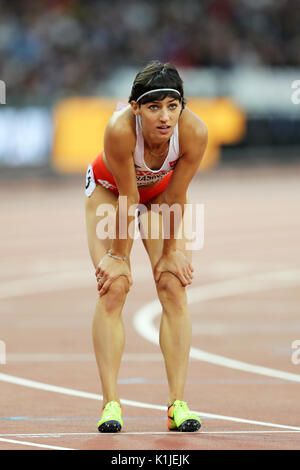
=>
[0,0,299,103]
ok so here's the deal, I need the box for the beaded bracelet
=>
[107,250,127,262]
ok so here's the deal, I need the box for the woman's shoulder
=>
[178,107,208,153]
[106,105,136,141]
[179,107,207,137]
[104,104,136,158]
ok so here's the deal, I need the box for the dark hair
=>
[128,60,186,108]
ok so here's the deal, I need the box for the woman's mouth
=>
[157,126,171,134]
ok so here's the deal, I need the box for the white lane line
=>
[118,430,300,435]
[1,431,300,437]
[133,269,300,384]
[0,437,75,450]
[0,271,93,299]
[6,352,164,363]
[1,372,300,431]
[0,266,152,300]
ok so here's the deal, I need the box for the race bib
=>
[85,163,96,197]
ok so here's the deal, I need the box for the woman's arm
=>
[88,116,139,296]
[104,118,140,259]
[160,115,208,253]
[154,115,208,285]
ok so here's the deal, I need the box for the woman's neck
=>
[144,138,170,157]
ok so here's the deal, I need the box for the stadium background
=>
[1,0,300,451]
[0,0,299,172]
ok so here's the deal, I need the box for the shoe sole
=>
[98,420,122,433]
[178,419,201,432]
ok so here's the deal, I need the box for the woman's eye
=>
[148,103,177,110]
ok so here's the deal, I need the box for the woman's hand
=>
[154,250,194,287]
[95,253,133,297]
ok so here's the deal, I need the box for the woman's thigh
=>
[85,184,119,268]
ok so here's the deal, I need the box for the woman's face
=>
[132,96,182,143]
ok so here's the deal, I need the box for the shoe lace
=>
[106,401,120,407]
[174,400,189,412]
[103,401,121,415]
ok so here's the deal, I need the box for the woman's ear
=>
[179,101,184,115]
[131,101,140,115]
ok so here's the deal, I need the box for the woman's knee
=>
[156,272,187,308]
[98,276,129,313]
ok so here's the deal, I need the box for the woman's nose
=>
[159,108,169,122]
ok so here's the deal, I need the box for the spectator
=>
[0,0,299,103]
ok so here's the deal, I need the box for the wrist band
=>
[107,250,127,262]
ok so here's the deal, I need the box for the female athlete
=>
[85,61,207,433]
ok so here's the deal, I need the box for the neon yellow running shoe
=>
[97,401,123,433]
[168,400,201,432]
